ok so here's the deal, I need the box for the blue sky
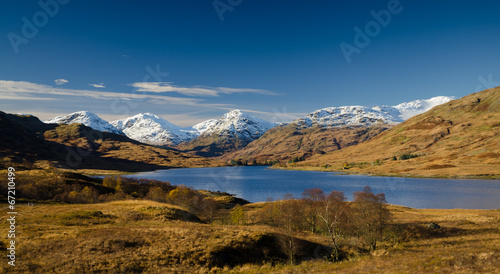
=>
[1,0,499,126]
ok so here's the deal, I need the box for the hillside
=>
[294,87,500,177]
[222,124,388,163]
[0,112,222,172]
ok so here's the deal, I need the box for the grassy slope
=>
[221,124,388,163]
[293,87,500,178]
[1,200,498,273]
[176,132,250,158]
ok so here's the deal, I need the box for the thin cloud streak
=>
[89,83,106,88]
[54,79,69,86]
[129,82,280,97]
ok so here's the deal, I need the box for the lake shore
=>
[271,165,500,180]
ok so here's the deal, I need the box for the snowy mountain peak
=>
[44,111,123,134]
[296,105,399,128]
[294,96,455,128]
[394,96,456,120]
[193,119,218,135]
[111,113,197,146]
[201,109,277,141]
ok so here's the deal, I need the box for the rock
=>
[428,222,441,229]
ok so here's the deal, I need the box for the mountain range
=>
[0,111,220,171]
[43,96,455,153]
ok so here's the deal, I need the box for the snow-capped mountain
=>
[198,110,277,141]
[296,106,400,128]
[294,96,455,128]
[44,111,123,134]
[193,119,218,135]
[110,113,198,146]
[393,96,456,120]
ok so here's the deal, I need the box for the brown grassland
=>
[0,199,498,273]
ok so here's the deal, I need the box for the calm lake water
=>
[123,166,500,209]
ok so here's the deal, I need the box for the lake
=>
[123,166,500,209]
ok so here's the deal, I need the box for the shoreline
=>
[270,165,500,180]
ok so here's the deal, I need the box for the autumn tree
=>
[230,204,245,225]
[198,197,220,223]
[147,187,167,203]
[301,188,325,233]
[168,185,198,209]
[274,194,302,264]
[353,186,391,251]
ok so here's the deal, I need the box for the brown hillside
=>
[176,132,250,157]
[298,87,500,177]
[0,112,223,172]
[221,124,388,163]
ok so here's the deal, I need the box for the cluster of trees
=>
[101,176,223,223]
[258,186,391,262]
[228,158,308,167]
[397,153,420,160]
[2,172,177,204]
[228,159,281,166]
[0,170,239,224]
[288,156,305,163]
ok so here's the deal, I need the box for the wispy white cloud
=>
[0,80,223,107]
[54,79,69,86]
[129,82,280,97]
[89,83,106,88]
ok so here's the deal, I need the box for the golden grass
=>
[1,200,498,273]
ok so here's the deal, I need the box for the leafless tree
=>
[317,190,349,261]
